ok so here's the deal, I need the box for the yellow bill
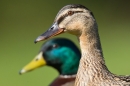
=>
[19,52,46,74]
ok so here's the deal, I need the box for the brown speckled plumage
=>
[35,4,130,86]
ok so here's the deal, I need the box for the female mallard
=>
[34,4,130,86]
[19,38,81,86]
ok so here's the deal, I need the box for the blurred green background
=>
[1,0,130,86]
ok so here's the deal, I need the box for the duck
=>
[34,4,130,86]
[19,38,81,86]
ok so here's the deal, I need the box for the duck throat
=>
[75,25,110,85]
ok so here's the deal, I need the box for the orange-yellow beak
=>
[19,52,46,74]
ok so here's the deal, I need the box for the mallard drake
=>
[19,38,81,86]
[34,4,130,86]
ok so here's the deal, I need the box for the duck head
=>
[35,4,95,43]
[20,38,81,75]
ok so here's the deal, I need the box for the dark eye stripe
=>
[57,11,83,24]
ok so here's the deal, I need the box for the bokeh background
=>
[1,0,130,86]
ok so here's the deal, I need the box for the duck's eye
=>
[46,44,58,51]
[68,11,74,16]
[52,44,58,48]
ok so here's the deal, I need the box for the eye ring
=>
[68,11,74,16]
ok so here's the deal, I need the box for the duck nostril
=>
[35,58,38,61]
[50,27,54,30]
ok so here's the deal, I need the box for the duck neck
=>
[75,22,111,85]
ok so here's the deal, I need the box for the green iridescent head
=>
[20,38,81,75]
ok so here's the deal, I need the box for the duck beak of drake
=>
[19,52,46,75]
[34,22,64,43]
